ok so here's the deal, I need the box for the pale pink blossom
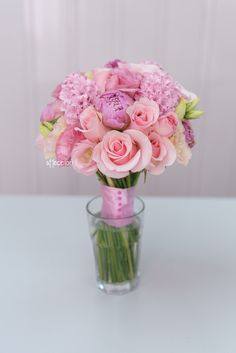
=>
[147,131,176,175]
[71,140,97,176]
[78,106,108,142]
[154,112,178,137]
[55,126,84,162]
[118,62,163,74]
[93,129,152,178]
[127,97,159,132]
[37,116,67,159]
[170,121,192,165]
[40,100,62,122]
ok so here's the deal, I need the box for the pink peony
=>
[96,90,133,130]
[55,126,84,162]
[71,140,97,176]
[93,67,141,93]
[78,106,108,143]
[147,131,176,175]
[93,129,152,178]
[154,112,178,137]
[127,97,159,132]
[40,100,62,122]
[59,73,98,124]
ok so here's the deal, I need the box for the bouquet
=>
[37,59,203,293]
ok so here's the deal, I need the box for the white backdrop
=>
[1,0,236,196]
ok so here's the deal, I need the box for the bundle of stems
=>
[96,170,143,188]
[93,170,143,284]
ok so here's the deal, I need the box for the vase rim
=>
[86,195,145,220]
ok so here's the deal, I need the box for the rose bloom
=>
[93,129,152,178]
[147,131,176,175]
[93,67,140,93]
[127,97,159,132]
[96,90,133,130]
[78,106,107,143]
[170,121,192,165]
[154,112,178,137]
[40,99,62,122]
[55,125,84,162]
[71,140,97,176]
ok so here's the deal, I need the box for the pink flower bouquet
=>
[37,59,203,294]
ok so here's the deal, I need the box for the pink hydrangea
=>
[59,73,98,124]
[139,71,182,114]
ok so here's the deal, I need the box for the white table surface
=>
[0,196,236,353]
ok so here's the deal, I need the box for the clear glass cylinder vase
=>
[86,189,145,295]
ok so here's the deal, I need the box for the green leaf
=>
[144,170,147,184]
[39,123,50,137]
[175,98,187,120]
[43,121,54,131]
[186,98,200,113]
[185,110,204,119]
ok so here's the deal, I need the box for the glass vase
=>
[86,188,145,295]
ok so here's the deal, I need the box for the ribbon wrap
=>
[101,185,135,227]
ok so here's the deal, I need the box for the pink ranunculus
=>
[154,112,178,137]
[93,67,141,93]
[127,97,159,132]
[96,90,133,130]
[78,106,108,142]
[55,126,84,162]
[71,140,97,176]
[93,129,152,178]
[147,131,176,175]
[40,100,63,122]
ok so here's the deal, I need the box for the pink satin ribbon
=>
[101,185,135,227]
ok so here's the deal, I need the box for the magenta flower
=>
[96,91,134,130]
[104,59,124,68]
[139,71,182,114]
[59,73,98,124]
[182,120,195,148]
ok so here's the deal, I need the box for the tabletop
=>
[0,196,236,353]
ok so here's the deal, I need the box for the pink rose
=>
[71,140,97,176]
[55,126,84,162]
[127,97,159,131]
[154,112,178,137]
[93,68,140,93]
[78,106,107,142]
[147,131,176,175]
[93,129,152,178]
[40,100,62,122]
